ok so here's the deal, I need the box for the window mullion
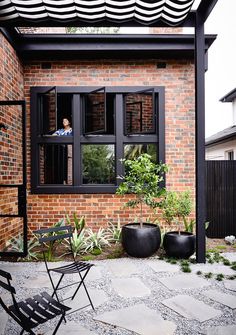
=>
[73,94,80,186]
[115,94,124,185]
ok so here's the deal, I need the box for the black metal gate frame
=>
[0,100,27,257]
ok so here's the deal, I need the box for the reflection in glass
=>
[39,144,73,185]
[124,144,157,162]
[125,93,155,134]
[82,145,115,184]
[0,217,23,252]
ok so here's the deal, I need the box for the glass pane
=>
[0,187,18,215]
[124,144,157,162]
[82,145,115,184]
[39,88,57,135]
[125,93,155,134]
[39,144,73,185]
[0,105,23,185]
[0,217,24,253]
[39,92,73,136]
[84,91,114,135]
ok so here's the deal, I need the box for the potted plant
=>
[161,191,196,259]
[116,153,167,258]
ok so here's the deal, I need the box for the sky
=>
[205,0,236,137]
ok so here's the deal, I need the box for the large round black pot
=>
[163,231,196,259]
[122,223,161,258]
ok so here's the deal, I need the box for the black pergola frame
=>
[0,0,219,263]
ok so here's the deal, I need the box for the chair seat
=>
[8,291,71,330]
[49,261,94,275]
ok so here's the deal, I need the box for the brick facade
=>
[0,32,24,249]
[24,59,195,231]
[0,31,195,244]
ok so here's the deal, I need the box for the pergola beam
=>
[197,0,219,23]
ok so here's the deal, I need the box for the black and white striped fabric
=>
[0,0,195,26]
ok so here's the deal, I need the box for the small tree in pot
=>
[161,191,196,259]
[116,153,167,258]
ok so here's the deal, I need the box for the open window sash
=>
[124,88,155,135]
[83,87,107,135]
[39,86,57,136]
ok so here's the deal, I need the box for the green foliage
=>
[6,233,39,261]
[196,271,202,275]
[106,218,122,243]
[70,229,86,258]
[116,153,168,227]
[82,145,114,184]
[160,191,192,233]
[205,272,213,279]
[85,228,110,253]
[216,273,224,281]
[66,213,85,231]
[231,264,236,271]
[183,218,195,233]
[181,265,191,273]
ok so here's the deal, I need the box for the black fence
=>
[206,160,236,238]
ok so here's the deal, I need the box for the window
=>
[31,86,165,193]
[226,150,234,160]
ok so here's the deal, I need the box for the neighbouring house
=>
[206,88,236,160]
[0,0,218,259]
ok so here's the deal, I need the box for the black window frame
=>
[31,86,165,194]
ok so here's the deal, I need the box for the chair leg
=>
[52,313,66,335]
[48,271,64,302]
[72,269,94,310]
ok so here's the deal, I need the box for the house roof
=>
[0,0,195,27]
[220,88,236,103]
[205,125,236,147]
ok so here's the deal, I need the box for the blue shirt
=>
[53,128,73,136]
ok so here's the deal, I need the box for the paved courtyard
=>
[0,254,236,335]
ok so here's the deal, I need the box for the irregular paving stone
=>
[111,278,151,298]
[94,304,177,335]
[162,295,222,322]
[81,266,103,281]
[56,322,98,335]
[64,287,109,310]
[0,262,29,273]
[158,274,211,290]
[206,325,236,335]
[106,260,139,277]
[20,273,52,288]
[191,263,235,276]
[224,280,236,292]
[221,253,236,263]
[147,260,180,273]
[0,312,8,335]
[203,289,236,309]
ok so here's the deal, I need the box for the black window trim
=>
[30,86,165,194]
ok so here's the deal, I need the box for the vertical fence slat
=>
[206,161,236,238]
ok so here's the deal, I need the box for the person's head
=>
[62,118,71,128]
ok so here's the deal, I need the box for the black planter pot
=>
[122,223,161,258]
[163,231,196,259]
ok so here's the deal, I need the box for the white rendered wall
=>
[206,139,236,160]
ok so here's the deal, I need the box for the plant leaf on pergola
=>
[0,0,219,263]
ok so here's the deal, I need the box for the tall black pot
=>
[163,231,196,259]
[122,223,161,258]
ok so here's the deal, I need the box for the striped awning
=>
[0,0,195,26]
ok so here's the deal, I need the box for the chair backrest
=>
[34,225,75,263]
[0,269,20,320]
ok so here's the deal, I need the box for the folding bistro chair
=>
[34,225,94,313]
[0,268,70,335]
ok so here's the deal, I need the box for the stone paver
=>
[111,278,151,298]
[206,325,236,335]
[221,253,236,262]
[191,263,235,276]
[106,260,139,277]
[57,322,98,335]
[147,260,179,273]
[0,312,8,335]
[0,263,29,274]
[224,280,236,292]
[162,295,222,322]
[203,289,236,309]
[85,266,103,281]
[64,287,109,310]
[20,273,52,288]
[94,304,177,335]
[158,274,211,290]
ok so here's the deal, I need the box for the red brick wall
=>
[0,32,24,250]
[23,59,195,231]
